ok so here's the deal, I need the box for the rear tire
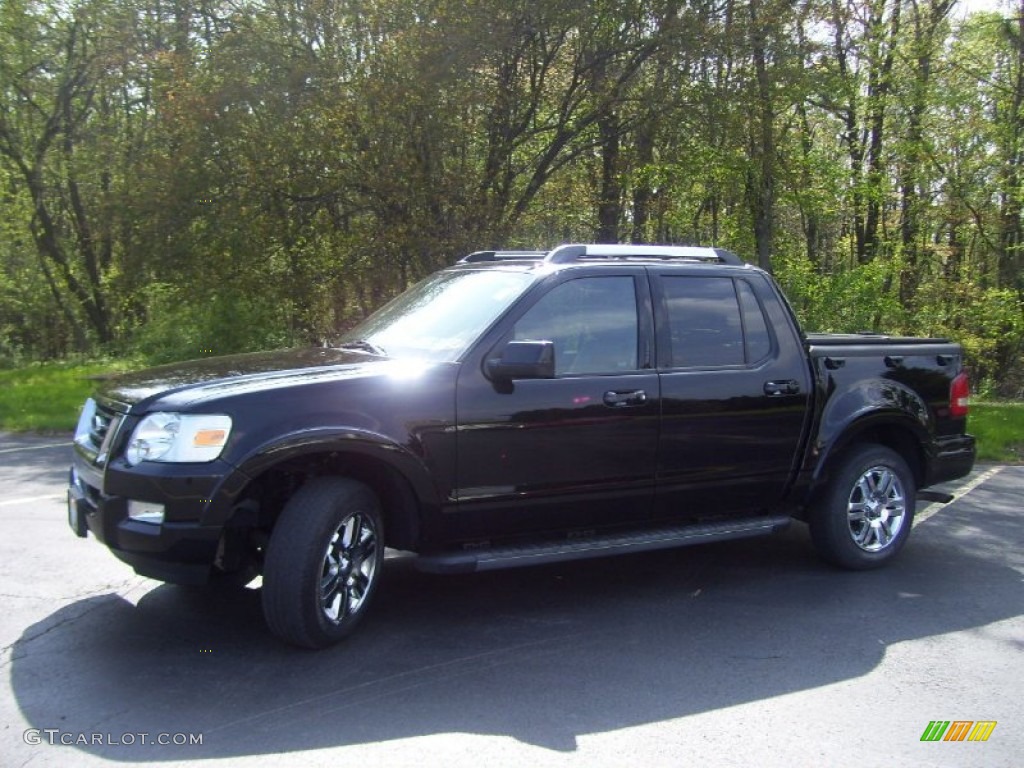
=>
[262,477,384,648]
[809,444,916,570]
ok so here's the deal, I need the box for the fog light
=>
[127,500,165,525]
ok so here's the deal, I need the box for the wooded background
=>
[1,0,1022,393]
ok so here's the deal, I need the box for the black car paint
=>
[69,258,976,584]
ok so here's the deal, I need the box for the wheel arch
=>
[810,372,933,491]
[247,450,423,550]
[208,432,438,553]
[799,414,927,521]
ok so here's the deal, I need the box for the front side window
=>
[513,277,639,375]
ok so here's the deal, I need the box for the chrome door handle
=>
[763,380,800,396]
[603,390,647,407]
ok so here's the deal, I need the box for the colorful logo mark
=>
[920,721,997,742]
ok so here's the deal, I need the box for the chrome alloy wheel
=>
[320,512,378,624]
[846,465,907,552]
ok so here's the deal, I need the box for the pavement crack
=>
[0,575,152,669]
[0,604,105,667]
[0,577,149,604]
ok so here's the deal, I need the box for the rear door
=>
[652,270,810,522]
[449,268,660,542]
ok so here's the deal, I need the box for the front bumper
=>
[69,452,238,585]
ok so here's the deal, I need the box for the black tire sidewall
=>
[810,444,916,570]
[262,477,384,648]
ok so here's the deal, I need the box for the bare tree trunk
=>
[596,107,622,243]
[862,0,901,263]
[747,0,776,273]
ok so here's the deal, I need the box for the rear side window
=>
[661,277,772,368]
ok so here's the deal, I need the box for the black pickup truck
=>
[68,244,976,647]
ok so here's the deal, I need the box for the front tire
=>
[262,477,384,648]
[809,444,916,570]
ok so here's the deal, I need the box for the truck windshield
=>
[339,269,535,362]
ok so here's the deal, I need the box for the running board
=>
[415,515,792,574]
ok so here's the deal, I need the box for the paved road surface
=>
[1,433,1020,767]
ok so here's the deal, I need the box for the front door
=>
[449,270,660,543]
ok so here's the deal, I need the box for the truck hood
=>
[94,347,403,410]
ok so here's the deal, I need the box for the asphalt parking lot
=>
[1,432,1021,767]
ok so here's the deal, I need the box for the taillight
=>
[950,371,970,418]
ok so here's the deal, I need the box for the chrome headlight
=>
[124,413,232,466]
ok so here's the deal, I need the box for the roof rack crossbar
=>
[460,250,546,263]
[459,245,745,266]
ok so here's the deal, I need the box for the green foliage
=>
[131,283,297,365]
[913,283,1024,383]
[0,0,1019,389]
[777,252,1024,390]
[775,254,903,334]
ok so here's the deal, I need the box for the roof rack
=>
[458,244,745,266]
[546,244,744,266]
[460,250,546,263]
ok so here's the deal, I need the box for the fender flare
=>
[202,427,442,527]
[809,377,931,490]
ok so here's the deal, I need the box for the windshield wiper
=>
[337,340,388,356]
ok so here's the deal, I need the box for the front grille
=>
[75,400,124,466]
[89,406,114,449]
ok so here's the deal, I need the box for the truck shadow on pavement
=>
[10,503,1024,761]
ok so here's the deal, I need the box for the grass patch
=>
[970,403,1024,464]
[0,359,136,433]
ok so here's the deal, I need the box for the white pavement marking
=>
[914,465,1005,527]
[0,442,68,455]
[0,494,64,508]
